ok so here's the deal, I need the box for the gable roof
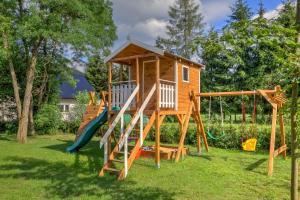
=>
[60,70,94,99]
[105,39,204,68]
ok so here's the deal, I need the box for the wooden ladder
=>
[75,93,106,140]
[99,111,155,180]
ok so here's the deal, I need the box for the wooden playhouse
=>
[95,39,286,180]
[98,39,208,180]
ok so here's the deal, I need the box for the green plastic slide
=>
[66,107,108,153]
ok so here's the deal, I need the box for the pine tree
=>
[258,0,266,18]
[229,0,253,22]
[156,0,205,59]
[276,0,296,28]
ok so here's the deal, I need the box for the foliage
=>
[0,0,117,142]
[156,0,205,58]
[86,56,108,92]
[228,0,252,22]
[69,91,90,126]
[34,104,62,134]
[147,123,291,151]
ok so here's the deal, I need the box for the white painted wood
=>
[119,84,156,149]
[100,84,140,148]
[140,111,143,146]
[159,82,175,108]
[104,142,108,164]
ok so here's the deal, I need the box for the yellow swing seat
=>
[242,138,257,151]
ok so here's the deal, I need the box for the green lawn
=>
[0,134,291,200]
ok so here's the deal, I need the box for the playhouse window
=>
[182,65,189,82]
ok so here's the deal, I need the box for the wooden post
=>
[136,58,140,108]
[107,62,112,157]
[155,57,160,168]
[268,103,277,176]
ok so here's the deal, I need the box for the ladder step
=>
[111,159,124,163]
[115,151,130,155]
[128,144,136,147]
[128,136,138,140]
[104,167,120,173]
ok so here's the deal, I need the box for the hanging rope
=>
[208,95,212,133]
[241,93,246,143]
[251,91,257,138]
[219,96,224,133]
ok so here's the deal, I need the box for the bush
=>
[35,104,62,134]
[147,123,291,151]
[0,121,18,134]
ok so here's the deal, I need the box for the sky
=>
[111,0,284,50]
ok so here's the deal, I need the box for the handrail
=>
[111,80,136,84]
[99,84,140,148]
[118,84,156,149]
[159,79,176,84]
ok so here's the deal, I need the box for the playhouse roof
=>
[105,39,204,68]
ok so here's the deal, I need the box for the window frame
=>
[182,65,190,83]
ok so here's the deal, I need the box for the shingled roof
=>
[60,70,94,99]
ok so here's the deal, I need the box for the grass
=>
[0,133,292,200]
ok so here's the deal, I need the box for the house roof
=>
[60,70,94,99]
[105,39,205,68]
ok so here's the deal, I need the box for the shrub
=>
[147,123,291,151]
[35,104,62,134]
[0,121,18,134]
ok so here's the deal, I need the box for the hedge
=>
[147,123,291,151]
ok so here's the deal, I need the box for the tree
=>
[276,0,296,28]
[229,0,253,22]
[86,56,108,92]
[0,0,116,143]
[258,0,266,19]
[156,0,205,59]
[291,1,300,199]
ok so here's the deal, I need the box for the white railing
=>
[159,79,175,108]
[119,84,156,178]
[118,84,156,150]
[112,80,136,108]
[99,84,139,163]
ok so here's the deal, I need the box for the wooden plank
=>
[274,145,287,158]
[111,53,157,62]
[279,109,287,159]
[258,90,277,109]
[155,57,160,168]
[268,104,277,176]
[136,58,140,108]
[197,90,275,97]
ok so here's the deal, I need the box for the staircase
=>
[99,84,156,180]
[76,93,106,140]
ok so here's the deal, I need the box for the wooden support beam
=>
[111,53,157,62]
[175,102,193,162]
[274,145,287,158]
[159,110,187,116]
[197,90,275,97]
[279,108,287,159]
[268,104,277,176]
[155,57,160,168]
[108,62,112,156]
[136,58,140,108]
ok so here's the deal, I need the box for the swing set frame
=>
[196,85,287,176]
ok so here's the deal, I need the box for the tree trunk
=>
[2,32,22,119]
[291,1,300,199]
[28,96,35,136]
[17,45,39,143]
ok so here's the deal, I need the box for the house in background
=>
[60,69,94,120]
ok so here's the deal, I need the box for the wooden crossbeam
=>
[111,53,157,62]
[273,145,287,158]
[197,90,275,97]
